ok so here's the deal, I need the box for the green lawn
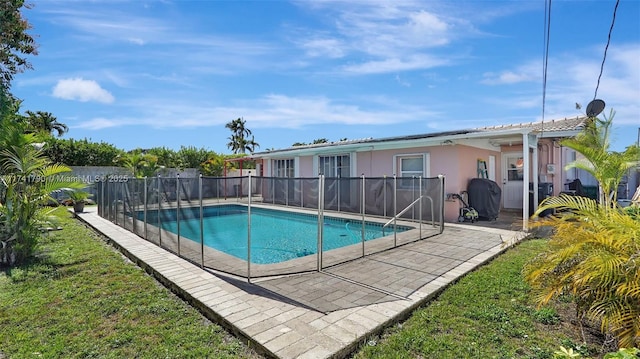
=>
[1,208,600,358]
[0,207,261,358]
[352,239,601,359]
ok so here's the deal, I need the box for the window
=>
[400,157,423,177]
[272,159,294,177]
[506,156,524,181]
[394,153,429,187]
[319,154,350,177]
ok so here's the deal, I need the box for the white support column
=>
[522,133,530,231]
[531,135,539,216]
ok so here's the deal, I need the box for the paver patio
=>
[75,207,525,359]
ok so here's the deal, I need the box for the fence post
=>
[247,174,252,283]
[98,180,103,216]
[96,180,100,216]
[216,177,220,204]
[131,181,137,234]
[123,182,128,228]
[285,177,289,207]
[144,177,148,240]
[337,177,341,213]
[419,176,423,238]
[270,177,276,204]
[383,175,387,217]
[103,180,107,220]
[317,175,324,272]
[393,175,397,247]
[199,174,204,269]
[158,175,162,248]
[361,174,365,258]
[412,176,417,220]
[439,174,445,233]
[119,182,125,226]
[107,180,112,221]
[176,174,181,256]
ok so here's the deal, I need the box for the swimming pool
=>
[142,205,412,264]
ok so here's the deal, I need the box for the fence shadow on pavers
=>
[213,273,321,313]
[254,271,403,314]
[240,230,508,314]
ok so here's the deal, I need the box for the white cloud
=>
[481,70,537,85]
[301,38,346,58]
[395,75,411,87]
[127,38,145,45]
[75,118,120,130]
[52,78,115,103]
[343,55,450,74]
[71,93,437,131]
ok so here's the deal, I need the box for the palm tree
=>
[0,117,84,266]
[561,110,640,208]
[25,110,68,137]
[225,117,259,154]
[114,152,159,178]
[525,194,640,347]
[525,110,640,347]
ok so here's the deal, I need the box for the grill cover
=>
[467,178,502,220]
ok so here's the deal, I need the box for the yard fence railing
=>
[96,175,445,282]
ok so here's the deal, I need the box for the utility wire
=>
[542,0,552,122]
[594,0,620,100]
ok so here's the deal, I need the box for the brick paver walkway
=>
[75,207,524,359]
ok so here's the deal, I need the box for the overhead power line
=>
[541,0,552,122]
[593,0,620,100]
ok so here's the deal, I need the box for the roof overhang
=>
[253,128,537,159]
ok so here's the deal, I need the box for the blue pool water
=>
[143,205,411,264]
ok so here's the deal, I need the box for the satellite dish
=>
[586,99,605,117]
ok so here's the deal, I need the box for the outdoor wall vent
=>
[547,163,556,174]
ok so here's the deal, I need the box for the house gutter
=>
[255,127,537,158]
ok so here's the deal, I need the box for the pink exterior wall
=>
[298,156,315,177]
[263,137,571,223]
[536,139,565,195]
[432,146,501,222]
[353,145,501,222]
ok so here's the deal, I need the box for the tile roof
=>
[252,116,588,155]
[475,116,587,133]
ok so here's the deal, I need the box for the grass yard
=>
[352,239,603,359]
[0,207,261,358]
[1,207,605,358]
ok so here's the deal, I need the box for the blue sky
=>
[12,0,640,154]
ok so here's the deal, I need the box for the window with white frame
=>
[319,154,350,177]
[400,157,423,177]
[272,159,294,177]
[395,153,429,187]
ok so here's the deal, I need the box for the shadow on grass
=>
[1,251,90,283]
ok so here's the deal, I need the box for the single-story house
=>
[240,116,591,229]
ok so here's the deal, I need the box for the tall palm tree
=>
[25,110,68,137]
[225,117,259,154]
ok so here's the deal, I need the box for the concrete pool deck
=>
[75,206,526,359]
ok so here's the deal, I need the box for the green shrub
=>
[533,307,560,325]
